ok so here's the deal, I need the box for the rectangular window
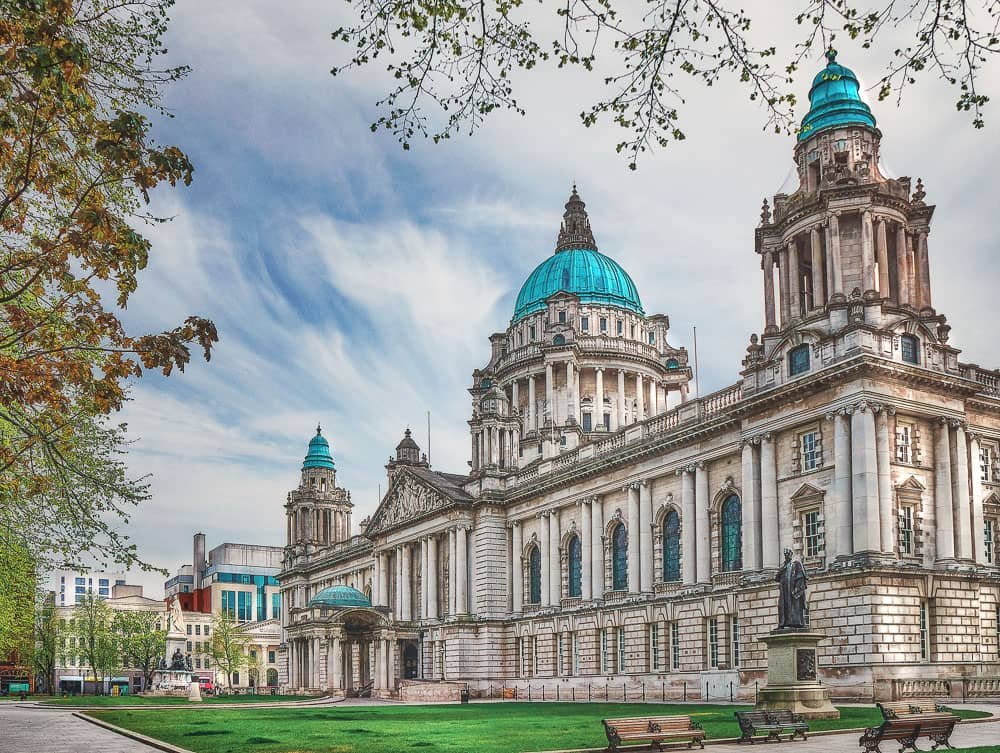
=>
[557,634,565,676]
[272,593,281,620]
[630,324,636,338]
[731,616,741,668]
[618,626,625,673]
[648,331,655,345]
[919,601,930,660]
[186,624,192,635]
[788,344,810,376]
[581,316,589,331]
[981,445,994,483]
[205,658,211,668]
[531,636,537,677]
[186,640,192,652]
[985,519,995,565]
[558,310,566,323]
[529,325,536,341]
[603,412,610,431]
[75,577,85,586]
[601,629,609,674]
[670,622,680,670]
[901,335,919,364]
[582,412,592,432]
[268,650,276,664]
[616,320,623,335]
[708,619,719,668]
[804,511,821,557]
[650,623,660,671]
[195,624,201,636]
[99,578,109,587]
[517,638,525,678]
[896,423,913,463]
[600,317,607,333]
[899,507,914,555]
[238,591,252,621]
[205,625,210,637]
[800,430,820,471]
[221,590,236,619]
[572,633,579,676]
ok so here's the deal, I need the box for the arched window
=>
[666,358,679,369]
[721,495,742,572]
[553,334,566,345]
[901,334,919,365]
[568,535,582,598]
[528,546,541,604]
[662,510,681,582]
[612,523,628,591]
[788,344,810,376]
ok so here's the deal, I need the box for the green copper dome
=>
[798,50,877,141]
[302,425,335,470]
[512,188,644,324]
[308,585,370,608]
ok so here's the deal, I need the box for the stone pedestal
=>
[756,630,839,719]
[188,681,203,702]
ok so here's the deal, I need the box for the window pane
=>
[612,523,629,591]
[721,495,742,572]
[568,536,582,598]
[663,511,681,582]
[789,345,810,376]
[529,547,541,604]
[901,335,919,364]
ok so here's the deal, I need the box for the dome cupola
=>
[798,49,877,141]
[308,584,371,608]
[511,186,644,323]
[302,425,335,471]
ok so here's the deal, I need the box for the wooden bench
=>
[734,710,809,743]
[602,715,706,751]
[859,715,958,753]
[877,699,953,719]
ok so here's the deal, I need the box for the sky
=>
[110,1,1000,598]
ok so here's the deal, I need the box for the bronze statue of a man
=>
[776,548,807,630]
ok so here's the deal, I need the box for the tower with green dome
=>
[285,424,354,557]
[469,186,692,473]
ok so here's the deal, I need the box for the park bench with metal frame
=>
[602,715,706,751]
[877,699,953,719]
[859,714,958,753]
[734,710,809,743]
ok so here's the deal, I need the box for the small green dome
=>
[302,425,335,470]
[798,50,877,141]
[308,585,371,608]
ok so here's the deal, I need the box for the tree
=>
[331,0,1000,168]
[70,592,119,694]
[113,610,165,692]
[0,0,218,591]
[0,534,36,662]
[30,593,59,695]
[208,613,252,692]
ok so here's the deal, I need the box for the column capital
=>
[949,418,968,430]
[507,519,521,530]
[967,430,984,443]
[622,481,641,492]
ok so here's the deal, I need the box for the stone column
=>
[372,553,381,606]
[935,419,955,560]
[861,210,876,291]
[760,434,779,568]
[896,225,910,305]
[511,522,523,613]
[680,468,696,584]
[595,368,605,430]
[810,227,824,309]
[830,411,852,559]
[953,421,973,561]
[851,404,880,553]
[448,528,457,614]
[419,539,428,619]
[511,379,519,416]
[549,510,561,601]
[528,374,536,431]
[378,552,389,608]
[626,483,640,592]
[695,463,711,582]
[635,373,645,420]
[545,362,554,425]
[829,213,843,297]
[540,513,551,606]
[778,246,792,327]
[591,499,605,599]
[763,251,776,329]
[394,547,403,616]
[787,240,801,319]
[876,217,890,297]
[331,636,343,690]
[740,440,761,570]
[456,526,469,615]
[876,407,894,554]
[970,434,988,565]
[917,230,932,308]
[639,480,653,591]
[428,536,439,619]
[581,500,593,600]
[617,369,627,428]
[288,640,296,688]
[648,378,658,416]
[387,639,396,690]
[565,361,575,423]
[372,640,382,690]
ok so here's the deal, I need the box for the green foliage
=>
[0,534,37,661]
[332,1,1000,168]
[69,592,119,694]
[112,609,165,690]
[207,613,252,690]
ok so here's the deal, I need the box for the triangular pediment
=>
[790,482,825,501]
[365,468,461,536]
[896,475,926,492]
[984,492,1000,508]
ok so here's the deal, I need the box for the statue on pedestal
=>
[776,548,807,630]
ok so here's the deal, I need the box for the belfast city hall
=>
[277,51,1000,703]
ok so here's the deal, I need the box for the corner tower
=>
[746,50,958,394]
[284,426,353,557]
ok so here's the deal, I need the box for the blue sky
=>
[115,1,1000,596]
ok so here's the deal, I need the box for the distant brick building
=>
[278,52,1000,701]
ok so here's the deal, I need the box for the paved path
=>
[0,704,161,753]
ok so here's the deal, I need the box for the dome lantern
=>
[798,49,877,141]
[302,424,335,471]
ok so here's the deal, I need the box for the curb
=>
[74,712,197,753]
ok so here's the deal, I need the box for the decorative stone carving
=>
[796,649,817,681]
[369,473,449,533]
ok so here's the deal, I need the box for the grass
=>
[42,693,313,706]
[90,702,991,753]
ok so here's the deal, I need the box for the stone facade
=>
[277,54,1000,701]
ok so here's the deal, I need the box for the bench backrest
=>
[879,699,949,718]
[604,716,694,734]
[766,710,801,723]
[735,711,770,724]
[880,718,922,737]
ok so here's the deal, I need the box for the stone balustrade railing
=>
[960,362,1000,398]
[492,335,668,378]
[966,677,1000,697]
[508,381,744,489]
[891,676,1000,700]
[493,344,543,374]
[893,678,951,698]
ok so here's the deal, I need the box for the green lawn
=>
[43,694,313,706]
[91,702,991,753]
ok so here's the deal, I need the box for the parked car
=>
[197,678,215,694]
